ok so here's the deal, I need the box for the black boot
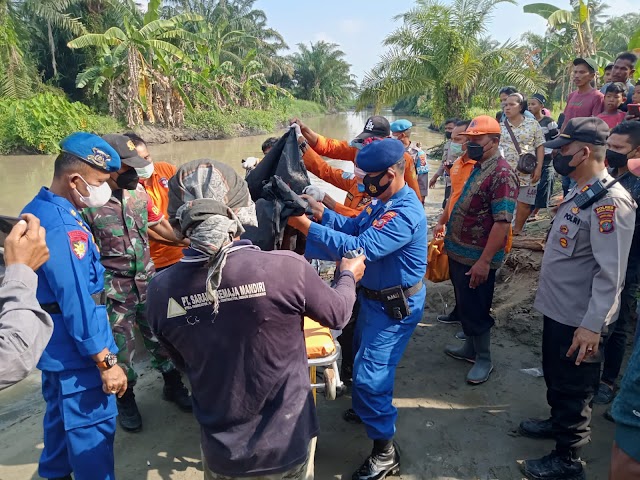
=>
[343,408,363,424]
[116,386,142,433]
[519,418,558,439]
[162,370,192,412]
[519,450,585,480]
[352,440,400,480]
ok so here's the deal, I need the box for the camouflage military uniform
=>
[83,184,174,383]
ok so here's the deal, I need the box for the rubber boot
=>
[351,439,400,480]
[117,386,142,432]
[162,370,192,412]
[520,449,585,480]
[444,337,475,363]
[466,331,493,384]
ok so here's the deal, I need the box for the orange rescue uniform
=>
[312,134,423,205]
[143,162,184,269]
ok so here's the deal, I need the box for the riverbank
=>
[0,96,327,154]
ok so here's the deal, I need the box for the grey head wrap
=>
[169,160,258,313]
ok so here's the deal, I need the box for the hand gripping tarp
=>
[243,129,311,250]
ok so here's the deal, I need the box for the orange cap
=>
[462,115,502,136]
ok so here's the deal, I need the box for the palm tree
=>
[358,0,546,122]
[0,0,33,98]
[290,41,357,110]
[68,0,202,127]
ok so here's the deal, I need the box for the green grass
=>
[184,98,327,136]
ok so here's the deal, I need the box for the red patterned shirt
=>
[445,153,519,269]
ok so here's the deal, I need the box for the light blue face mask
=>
[350,139,364,150]
[449,142,464,156]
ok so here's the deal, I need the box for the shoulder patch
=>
[68,230,89,259]
[373,211,397,230]
[594,204,616,234]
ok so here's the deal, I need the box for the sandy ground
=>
[0,171,622,480]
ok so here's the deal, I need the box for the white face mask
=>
[74,175,113,208]
[135,162,154,179]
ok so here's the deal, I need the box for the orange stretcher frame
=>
[304,317,343,402]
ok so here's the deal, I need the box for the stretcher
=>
[304,317,344,401]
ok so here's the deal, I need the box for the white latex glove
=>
[290,123,304,140]
[303,185,325,202]
[241,157,259,170]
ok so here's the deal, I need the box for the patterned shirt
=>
[408,143,428,174]
[500,116,545,187]
[445,153,519,269]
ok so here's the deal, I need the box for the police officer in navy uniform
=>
[518,117,636,480]
[22,132,128,480]
[289,138,427,480]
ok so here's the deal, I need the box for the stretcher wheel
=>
[324,368,337,400]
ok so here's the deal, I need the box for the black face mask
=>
[467,142,485,161]
[116,169,139,190]
[445,132,452,140]
[363,171,391,197]
[606,149,631,169]
[553,148,586,177]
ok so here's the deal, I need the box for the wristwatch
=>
[96,352,118,371]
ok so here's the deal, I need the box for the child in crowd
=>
[598,82,628,129]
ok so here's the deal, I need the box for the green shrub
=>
[0,93,123,154]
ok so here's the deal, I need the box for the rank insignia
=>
[559,225,569,234]
[373,211,397,230]
[68,230,89,259]
[559,238,568,248]
[87,147,109,168]
[595,204,616,234]
[366,206,373,215]
[571,206,580,215]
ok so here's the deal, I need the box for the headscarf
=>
[168,160,258,313]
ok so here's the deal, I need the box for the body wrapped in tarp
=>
[243,129,311,250]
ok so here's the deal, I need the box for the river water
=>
[0,111,443,215]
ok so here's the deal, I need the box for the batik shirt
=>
[445,153,519,269]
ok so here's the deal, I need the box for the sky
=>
[254,0,638,82]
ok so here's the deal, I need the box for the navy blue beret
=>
[60,132,121,172]
[356,138,406,173]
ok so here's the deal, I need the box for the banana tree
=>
[68,0,202,127]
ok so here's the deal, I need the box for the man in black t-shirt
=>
[147,162,365,480]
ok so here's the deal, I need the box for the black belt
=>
[361,281,423,302]
[40,291,107,315]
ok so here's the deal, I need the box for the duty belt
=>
[361,281,423,302]
[40,291,107,315]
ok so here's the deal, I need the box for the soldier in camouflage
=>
[83,134,191,433]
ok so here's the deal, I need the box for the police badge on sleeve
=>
[68,230,89,259]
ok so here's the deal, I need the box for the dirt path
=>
[0,173,618,480]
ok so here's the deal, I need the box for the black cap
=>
[543,117,610,149]
[531,93,547,104]
[353,116,391,142]
[573,57,598,73]
[101,134,148,168]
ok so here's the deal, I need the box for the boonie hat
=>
[573,57,598,73]
[60,132,121,172]
[353,116,391,142]
[356,138,405,173]
[543,117,610,149]
[390,119,413,133]
[461,115,502,136]
[102,134,148,168]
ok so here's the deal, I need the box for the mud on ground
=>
[0,184,619,480]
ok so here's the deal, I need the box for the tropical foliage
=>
[361,0,640,121]
[288,41,357,111]
[358,0,547,123]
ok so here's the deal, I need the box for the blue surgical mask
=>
[450,142,463,156]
